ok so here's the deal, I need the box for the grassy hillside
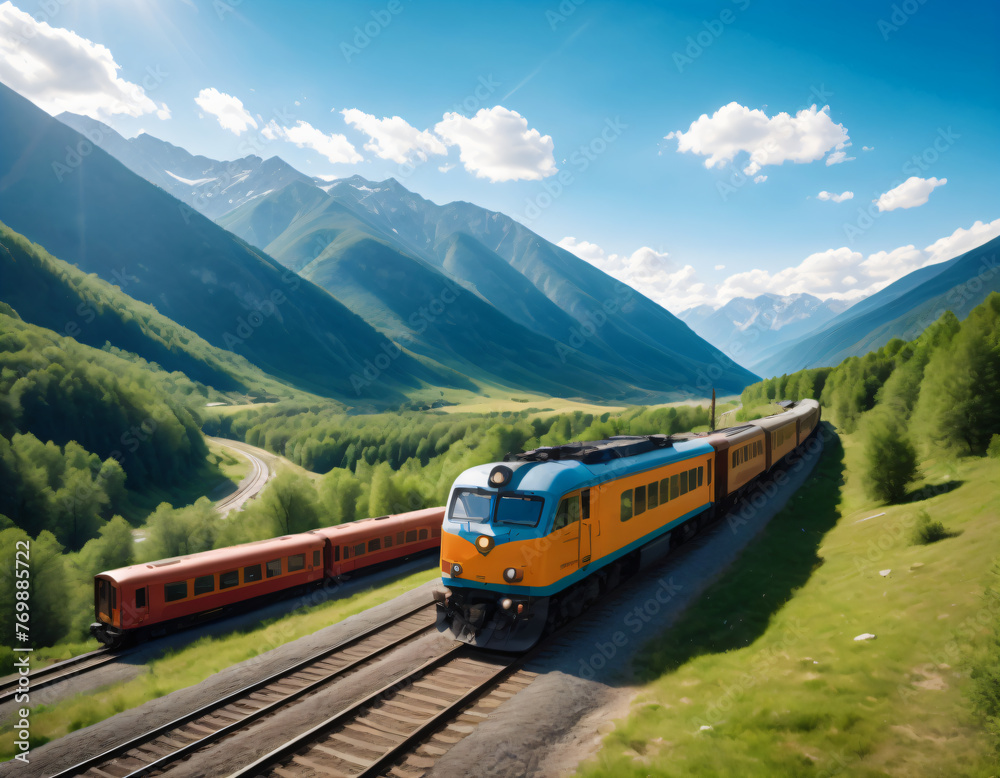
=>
[0,222,308,402]
[579,430,1000,776]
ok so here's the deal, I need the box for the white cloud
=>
[194,87,257,135]
[715,264,726,271]
[825,142,855,166]
[863,145,874,152]
[434,105,557,182]
[340,108,447,164]
[875,176,947,212]
[262,119,362,164]
[0,1,168,120]
[715,217,1000,305]
[557,237,711,311]
[438,162,456,173]
[664,102,849,177]
[754,175,768,183]
[817,190,854,203]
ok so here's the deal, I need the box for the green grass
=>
[577,425,1000,777]
[0,566,438,760]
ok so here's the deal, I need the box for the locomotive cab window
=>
[554,494,580,530]
[495,494,544,527]
[194,575,214,595]
[135,587,146,609]
[289,553,306,571]
[220,570,239,589]
[266,559,282,578]
[164,581,187,602]
[621,489,633,522]
[244,564,262,583]
[450,488,492,522]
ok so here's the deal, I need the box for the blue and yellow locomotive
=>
[435,399,820,650]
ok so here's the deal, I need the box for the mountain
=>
[218,175,759,398]
[0,84,447,403]
[56,112,316,220]
[752,235,1000,377]
[677,293,852,369]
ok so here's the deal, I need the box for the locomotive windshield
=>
[450,488,492,522]
[495,494,544,527]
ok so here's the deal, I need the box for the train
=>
[435,399,821,651]
[91,507,444,649]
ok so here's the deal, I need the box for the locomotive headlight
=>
[501,598,513,610]
[451,563,462,576]
[475,535,494,555]
[489,465,513,487]
[503,567,523,582]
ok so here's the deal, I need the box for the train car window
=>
[194,575,215,595]
[698,466,704,487]
[581,489,591,519]
[384,535,393,548]
[368,538,381,553]
[343,546,351,559]
[136,587,146,609]
[648,481,659,509]
[635,485,646,515]
[164,581,187,602]
[620,490,633,522]
[431,527,441,538]
[266,559,282,578]
[689,468,698,489]
[708,460,713,485]
[289,553,306,571]
[354,542,365,556]
[660,478,670,502]
[220,570,239,589]
[495,495,545,527]
[244,564,262,583]
[397,532,405,545]
[554,495,580,530]
[313,550,321,567]
[732,450,738,467]
[419,528,429,540]
[670,475,679,500]
[406,530,417,542]
[679,470,688,495]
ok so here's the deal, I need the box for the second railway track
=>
[0,648,119,706]
[53,603,438,778]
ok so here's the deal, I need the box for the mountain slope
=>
[752,235,1000,376]
[0,84,442,402]
[677,293,851,368]
[220,176,759,397]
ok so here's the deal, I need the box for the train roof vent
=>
[722,425,758,437]
[148,559,182,567]
[373,515,391,520]
[508,434,678,465]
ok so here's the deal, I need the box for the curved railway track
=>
[211,438,271,515]
[52,603,437,778]
[0,648,119,706]
[228,645,536,778]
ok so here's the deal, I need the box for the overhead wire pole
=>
[710,387,716,431]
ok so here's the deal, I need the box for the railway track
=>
[52,603,437,778]
[0,648,118,705]
[229,644,537,778]
[212,438,271,515]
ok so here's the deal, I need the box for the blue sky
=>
[1,0,998,311]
